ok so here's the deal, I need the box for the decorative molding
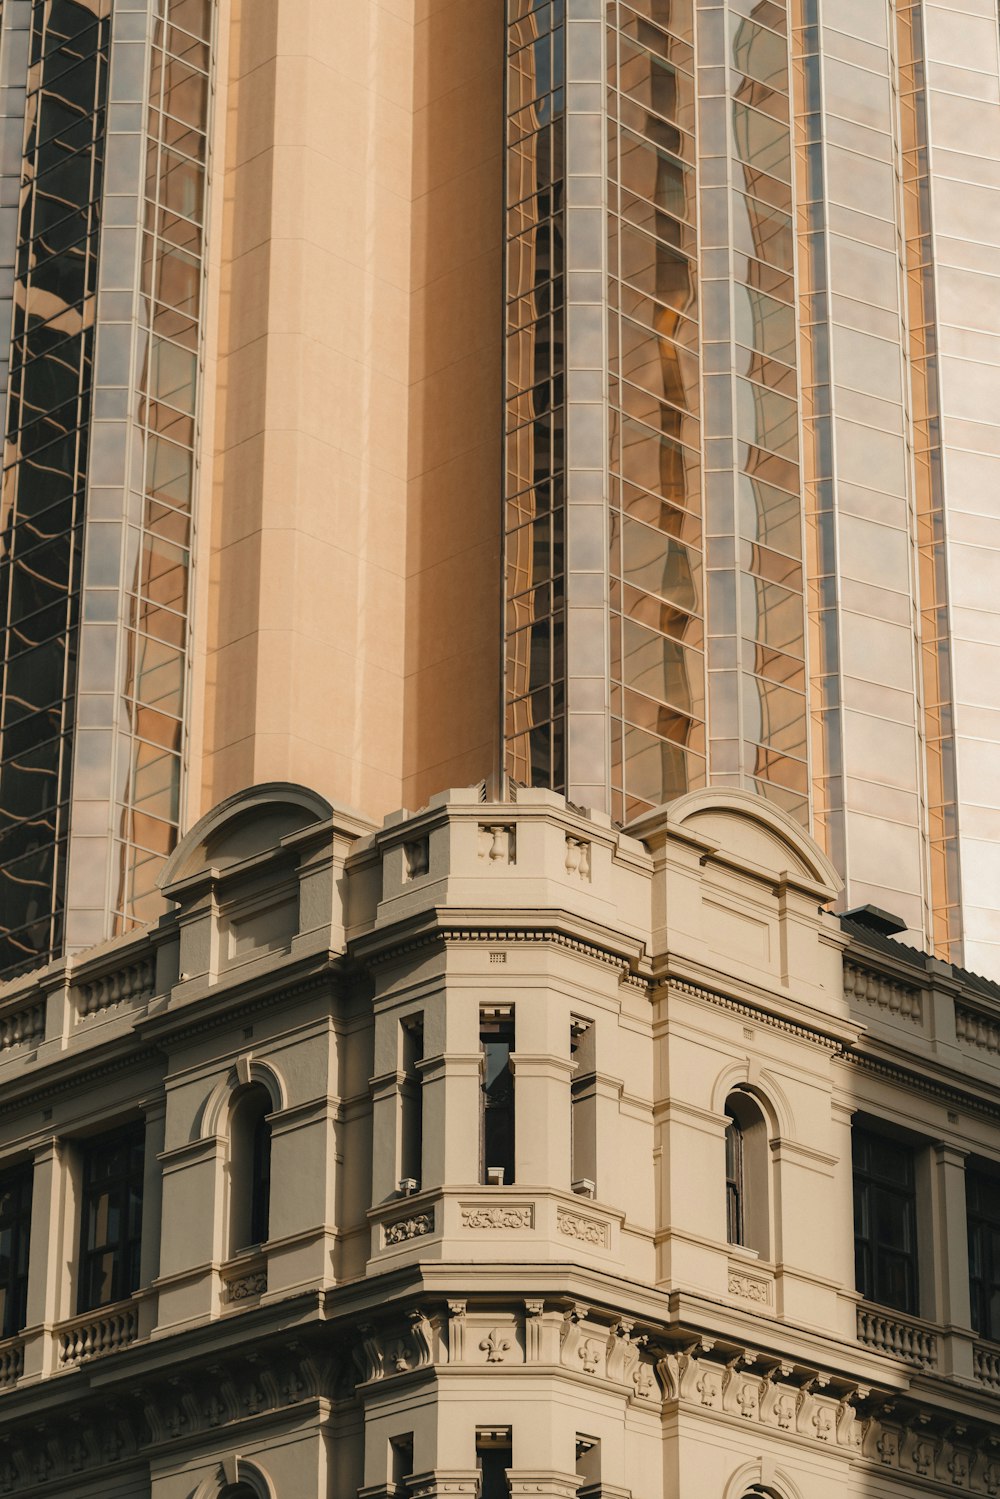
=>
[844,963,922,1025]
[222,1261,267,1303]
[461,1204,533,1230]
[363,925,641,987]
[383,1212,434,1246]
[665,978,844,1051]
[479,1329,511,1363]
[556,1209,609,1248]
[845,1051,1000,1123]
[728,1269,773,1306]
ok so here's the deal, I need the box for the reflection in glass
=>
[0,0,111,977]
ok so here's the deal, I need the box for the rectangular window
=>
[400,1017,424,1188]
[0,1166,32,1339]
[852,1128,918,1315]
[968,1167,1000,1343]
[78,1124,145,1314]
[570,1019,596,1193]
[481,1012,515,1186]
[477,1428,512,1499]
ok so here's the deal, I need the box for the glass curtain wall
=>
[698,0,809,823]
[109,0,212,933]
[504,0,567,794]
[0,0,213,975]
[0,0,111,977]
[791,0,843,870]
[607,0,706,825]
[896,0,960,960]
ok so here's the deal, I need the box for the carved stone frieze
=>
[556,1209,609,1248]
[461,1204,533,1230]
[383,1212,434,1246]
[727,1269,772,1306]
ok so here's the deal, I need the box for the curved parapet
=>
[157,782,337,895]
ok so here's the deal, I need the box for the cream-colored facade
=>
[0,781,996,1497]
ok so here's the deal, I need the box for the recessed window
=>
[724,1091,769,1257]
[725,1107,744,1245]
[967,1167,1000,1342]
[229,1085,272,1254]
[78,1125,145,1313]
[0,1166,32,1338]
[481,1013,515,1185]
[853,1128,918,1315]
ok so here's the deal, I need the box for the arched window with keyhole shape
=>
[724,1090,770,1260]
[228,1084,272,1256]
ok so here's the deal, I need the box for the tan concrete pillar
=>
[21,1137,70,1378]
[511,1053,574,1188]
[928,1142,974,1378]
[138,1097,166,1336]
[419,1052,482,1186]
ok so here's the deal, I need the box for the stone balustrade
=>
[0,1338,23,1389]
[56,1302,139,1367]
[74,956,156,1021]
[973,1341,1000,1392]
[843,963,923,1025]
[856,1305,939,1369]
[0,998,44,1053]
[955,1003,1000,1058]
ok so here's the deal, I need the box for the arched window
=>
[725,1108,744,1245]
[229,1084,272,1254]
[724,1091,769,1259]
[220,1488,258,1499]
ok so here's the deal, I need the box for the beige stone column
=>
[267,1096,339,1294]
[508,1471,579,1499]
[21,1137,70,1379]
[419,1052,483,1186]
[511,1053,574,1188]
[370,1067,405,1206]
[137,1097,166,1336]
[928,1142,974,1378]
[829,1099,860,1339]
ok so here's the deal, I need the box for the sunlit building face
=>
[0,0,998,981]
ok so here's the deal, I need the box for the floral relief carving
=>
[556,1209,608,1247]
[461,1205,533,1230]
[727,1270,771,1305]
[479,1329,511,1363]
[225,1269,266,1302]
[383,1212,433,1246]
[578,1338,603,1375]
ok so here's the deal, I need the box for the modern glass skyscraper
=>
[0,0,999,979]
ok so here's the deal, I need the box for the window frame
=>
[967,1165,1000,1343]
[0,1164,33,1339]
[480,1014,515,1186]
[77,1123,145,1315]
[852,1127,919,1316]
[725,1108,745,1247]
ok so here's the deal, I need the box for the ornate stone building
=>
[0,779,996,1496]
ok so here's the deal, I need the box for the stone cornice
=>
[842,1048,1000,1122]
[350,908,648,983]
[661,976,854,1052]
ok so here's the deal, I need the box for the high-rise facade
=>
[0,0,999,986]
[0,5,997,1498]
